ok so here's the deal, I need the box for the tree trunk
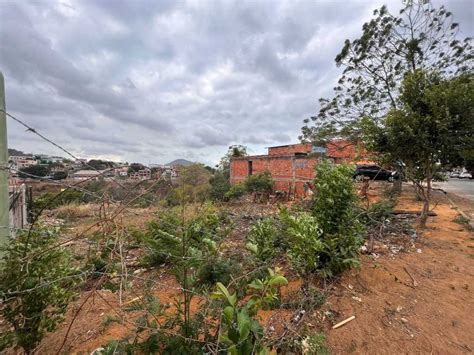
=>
[419,174,432,228]
[393,165,403,193]
[419,194,430,228]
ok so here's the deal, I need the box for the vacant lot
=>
[24,183,471,354]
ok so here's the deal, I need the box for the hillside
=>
[166,158,193,166]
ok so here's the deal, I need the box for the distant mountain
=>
[167,159,193,167]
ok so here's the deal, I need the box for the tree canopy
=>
[301,1,473,145]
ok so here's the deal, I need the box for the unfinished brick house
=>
[230,140,365,198]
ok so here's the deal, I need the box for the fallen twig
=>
[332,315,355,329]
[403,266,418,287]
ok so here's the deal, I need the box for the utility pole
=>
[0,71,9,254]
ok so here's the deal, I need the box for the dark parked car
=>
[353,164,399,182]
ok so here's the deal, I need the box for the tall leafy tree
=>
[364,70,473,227]
[301,1,472,145]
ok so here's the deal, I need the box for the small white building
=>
[71,170,103,181]
[9,155,38,169]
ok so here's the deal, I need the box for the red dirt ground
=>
[321,187,474,354]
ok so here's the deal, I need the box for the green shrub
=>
[140,205,225,267]
[224,183,246,201]
[0,229,81,353]
[278,160,364,278]
[211,268,287,354]
[246,218,280,261]
[312,160,359,235]
[280,210,324,275]
[196,258,242,287]
[99,269,286,354]
[245,171,273,193]
[209,171,231,201]
[33,189,86,211]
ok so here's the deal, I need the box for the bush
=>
[55,203,95,219]
[211,269,287,353]
[245,171,273,193]
[312,160,359,234]
[197,258,242,287]
[279,160,364,278]
[99,269,287,354]
[0,229,81,353]
[33,189,86,211]
[224,184,246,201]
[280,210,324,275]
[140,204,225,267]
[51,171,68,180]
[209,171,231,201]
[246,218,280,261]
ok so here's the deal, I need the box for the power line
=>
[0,108,131,191]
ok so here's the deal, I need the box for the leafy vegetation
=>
[33,189,86,212]
[138,204,225,267]
[246,218,280,262]
[0,229,81,353]
[197,258,242,288]
[166,164,211,206]
[211,268,288,354]
[270,161,365,278]
[18,165,51,178]
[224,183,246,201]
[245,171,273,194]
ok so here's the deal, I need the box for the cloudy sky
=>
[0,0,472,165]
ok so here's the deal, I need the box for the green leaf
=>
[215,282,236,306]
[237,310,251,341]
[245,242,258,255]
[218,334,234,346]
[268,275,288,286]
[223,306,234,323]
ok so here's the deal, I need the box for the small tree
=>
[0,229,81,353]
[373,71,473,227]
[209,171,230,201]
[167,164,211,205]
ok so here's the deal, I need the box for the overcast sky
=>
[0,0,472,165]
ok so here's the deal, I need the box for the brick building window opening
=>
[248,161,253,175]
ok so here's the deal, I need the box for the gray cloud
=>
[0,0,472,166]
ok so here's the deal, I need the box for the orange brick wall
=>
[229,140,366,198]
[230,155,316,197]
[268,143,312,156]
[326,139,366,162]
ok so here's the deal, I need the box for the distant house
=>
[130,168,151,181]
[9,155,38,170]
[114,167,128,177]
[74,159,87,168]
[71,170,103,181]
[230,140,366,198]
